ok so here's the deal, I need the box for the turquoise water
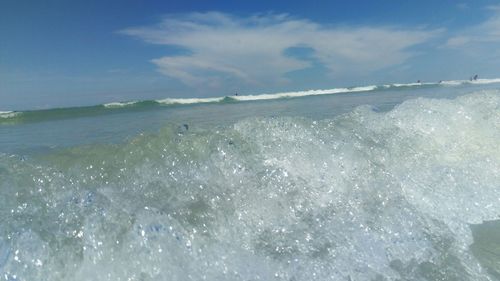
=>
[1,82,500,280]
[1,82,499,154]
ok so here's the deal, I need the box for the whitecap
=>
[0,111,20,118]
[103,101,138,108]
[156,97,225,105]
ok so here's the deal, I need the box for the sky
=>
[1,0,500,110]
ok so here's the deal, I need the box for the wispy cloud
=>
[121,12,439,89]
[444,6,500,50]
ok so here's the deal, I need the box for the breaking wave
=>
[3,78,500,124]
[1,91,499,280]
[0,111,20,119]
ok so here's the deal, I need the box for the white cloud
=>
[445,36,471,47]
[444,6,500,49]
[121,12,438,88]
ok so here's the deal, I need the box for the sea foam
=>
[157,97,225,105]
[232,85,378,101]
[0,91,499,280]
[103,101,139,108]
[0,111,19,118]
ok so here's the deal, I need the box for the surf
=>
[0,91,499,280]
[2,78,500,125]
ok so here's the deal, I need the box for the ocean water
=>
[1,81,500,280]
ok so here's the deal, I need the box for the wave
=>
[389,82,434,87]
[1,92,499,280]
[439,78,500,86]
[103,101,139,108]
[232,85,378,101]
[2,78,500,124]
[0,111,20,119]
[0,105,116,125]
[157,96,227,105]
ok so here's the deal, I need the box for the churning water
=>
[1,83,500,280]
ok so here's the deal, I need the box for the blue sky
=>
[1,0,500,110]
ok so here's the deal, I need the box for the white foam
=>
[233,85,377,101]
[391,82,435,87]
[0,111,20,118]
[1,91,499,280]
[156,97,225,105]
[439,78,500,86]
[439,80,465,86]
[103,101,138,108]
[469,78,500,84]
[387,78,500,88]
[156,86,377,105]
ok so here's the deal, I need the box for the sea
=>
[1,79,500,280]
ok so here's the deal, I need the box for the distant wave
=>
[388,82,433,87]
[157,97,226,105]
[2,78,500,124]
[103,101,139,108]
[232,85,378,101]
[0,111,20,119]
[442,78,500,85]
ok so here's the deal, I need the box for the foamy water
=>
[103,101,139,108]
[0,111,19,119]
[1,90,499,280]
